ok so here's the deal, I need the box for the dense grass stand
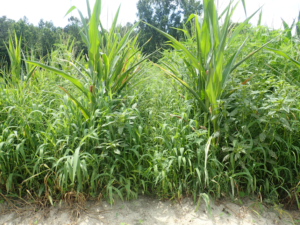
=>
[0,0,299,221]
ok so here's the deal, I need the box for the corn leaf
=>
[26,60,92,101]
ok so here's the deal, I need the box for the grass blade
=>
[265,47,300,70]
[64,6,77,18]
[59,86,90,119]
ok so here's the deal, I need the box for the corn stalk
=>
[5,33,21,85]
[146,0,264,132]
[27,0,152,119]
[4,32,36,88]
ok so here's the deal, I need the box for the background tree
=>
[0,16,14,60]
[12,17,39,52]
[180,0,203,22]
[37,19,62,57]
[117,22,137,38]
[0,15,88,62]
[136,0,203,60]
[64,16,88,57]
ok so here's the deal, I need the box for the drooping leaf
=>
[26,60,93,101]
[265,47,300,70]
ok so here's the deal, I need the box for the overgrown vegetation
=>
[0,0,299,215]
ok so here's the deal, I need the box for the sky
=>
[219,0,300,29]
[0,0,299,30]
[0,0,139,29]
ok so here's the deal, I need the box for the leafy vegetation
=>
[0,16,81,61]
[136,0,203,60]
[0,0,299,214]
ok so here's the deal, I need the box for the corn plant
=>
[27,0,152,119]
[2,32,36,88]
[5,33,21,85]
[145,0,270,132]
[281,19,295,41]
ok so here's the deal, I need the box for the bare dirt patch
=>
[0,196,299,225]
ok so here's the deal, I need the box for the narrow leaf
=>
[59,86,90,119]
[231,38,275,73]
[26,60,92,100]
[72,147,81,183]
[241,0,247,17]
[265,47,300,70]
[64,6,77,18]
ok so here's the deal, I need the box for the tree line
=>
[0,15,87,62]
[0,0,202,63]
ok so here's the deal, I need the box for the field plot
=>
[0,0,300,224]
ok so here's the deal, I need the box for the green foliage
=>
[0,15,89,63]
[5,33,21,84]
[147,0,263,134]
[136,0,203,60]
[297,12,300,37]
[0,0,300,214]
[27,0,151,120]
[64,16,88,57]
[12,17,40,52]
[0,16,15,60]
[0,32,36,89]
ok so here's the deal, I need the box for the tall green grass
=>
[5,33,21,85]
[0,0,299,212]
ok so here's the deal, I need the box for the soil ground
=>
[0,196,299,225]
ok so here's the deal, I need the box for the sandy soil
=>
[0,196,299,225]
